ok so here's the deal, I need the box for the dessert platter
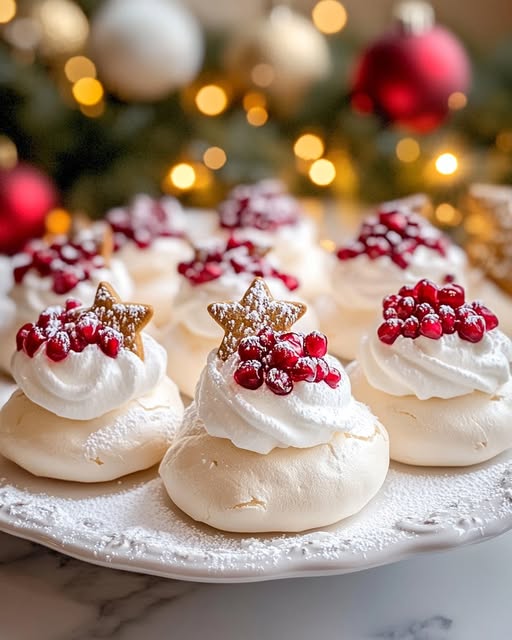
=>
[0,184,511,583]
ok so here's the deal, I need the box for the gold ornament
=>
[90,282,153,359]
[463,184,512,296]
[208,277,307,361]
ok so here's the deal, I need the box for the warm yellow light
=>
[193,164,213,190]
[312,0,347,34]
[72,77,104,106]
[80,100,105,118]
[496,130,512,153]
[294,134,324,161]
[309,158,336,186]
[243,91,266,111]
[65,56,96,83]
[396,137,420,162]
[203,146,227,170]
[251,63,275,88]
[448,91,467,110]
[45,208,72,235]
[195,85,228,116]
[0,0,16,24]
[435,152,458,176]
[169,163,196,190]
[0,136,18,169]
[320,238,336,252]
[435,203,462,226]
[246,106,268,127]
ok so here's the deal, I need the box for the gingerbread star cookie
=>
[208,277,307,361]
[90,282,153,359]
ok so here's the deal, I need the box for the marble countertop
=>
[1,530,510,640]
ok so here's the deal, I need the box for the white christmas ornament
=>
[225,6,331,103]
[90,0,204,101]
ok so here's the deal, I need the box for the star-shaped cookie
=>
[90,282,153,359]
[208,277,307,361]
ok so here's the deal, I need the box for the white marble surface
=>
[0,529,510,640]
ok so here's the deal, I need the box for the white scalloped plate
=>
[1,378,512,583]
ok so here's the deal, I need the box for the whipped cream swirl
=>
[359,329,512,400]
[9,260,133,324]
[12,334,166,420]
[332,245,467,311]
[197,350,374,454]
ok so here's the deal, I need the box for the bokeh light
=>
[309,158,336,186]
[0,136,18,169]
[435,152,458,175]
[45,208,72,235]
[243,92,266,111]
[496,130,512,153]
[246,106,268,127]
[65,56,96,83]
[294,134,324,160]
[72,77,104,106]
[312,1,347,34]
[203,147,227,170]
[435,203,462,226]
[448,92,467,110]
[396,137,420,162]
[195,85,228,116]
[251,64,275,88]
[0,0,16,24]
[168,163,196,190]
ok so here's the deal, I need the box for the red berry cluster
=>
[107,196,185,249]
[233,328,341,396]
[16,299,124,363]
[177,237,299,290]
[218,180,300,231]
[336,208,448,269]
[378,279,499,345]
[13,236,106,295]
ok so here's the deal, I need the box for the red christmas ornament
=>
[0,163,58,254]
[351,2,471,133]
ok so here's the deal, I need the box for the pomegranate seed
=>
[391,253,408,269]
[313,358,329,382]
[290,357,317,382]
[419,314,443,340]
[265,368,293,395]
[268,342,301,369]
[378,318,403,345]
[304,331,328,358]
[438,284,465,308]
[456,304,477,320]
[98,327,123,358]
[16,323,33,351]
[396,296,416,319]
[37,310,60,331]
[234,360,264,390]
[258,327,276,349]
[65,298,82,311]
[383,294,401,310]
[470,302,499,331]
[68,330,87,353]
[46,331,71,362]
[24,327,47,357]
[13,263,31,283]
[438,305,457,333]
[238,336,264,362]
[414,279,439,306]
[415,302,434,319]
[32,249,54,275]
[277,273,299,291]
[378,210,408,233]
[325,366,342,389]
[458,315,486,343]
[76,313,101,343]
[53,271,80,294]
[398,284,417,299]
[402,316,420,338]
[336,243,364,261]
[366,237,390,259]
[279,332,304,352]
[383,307,398,319]
[443,273,455,283]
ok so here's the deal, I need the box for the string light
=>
[309,158,336,186]
[396,137,420,162]
[435,152,458,176]
[195,85,228,116]
[312,1,347,34]
[203,147,227,170]
[435,203,462,226]
[72,77,104,106]
[251,64,275,88]
[243,92,266,111]
[246,106,268,127]
[0,136,18,169]
[294,134,324,160]
[448,91,467,110]
[45,208,72,235]
[0,0,16,24]
[64,56,96,83]
[167,163,196,190]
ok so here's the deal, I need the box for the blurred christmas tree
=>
[0,0,511,222]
